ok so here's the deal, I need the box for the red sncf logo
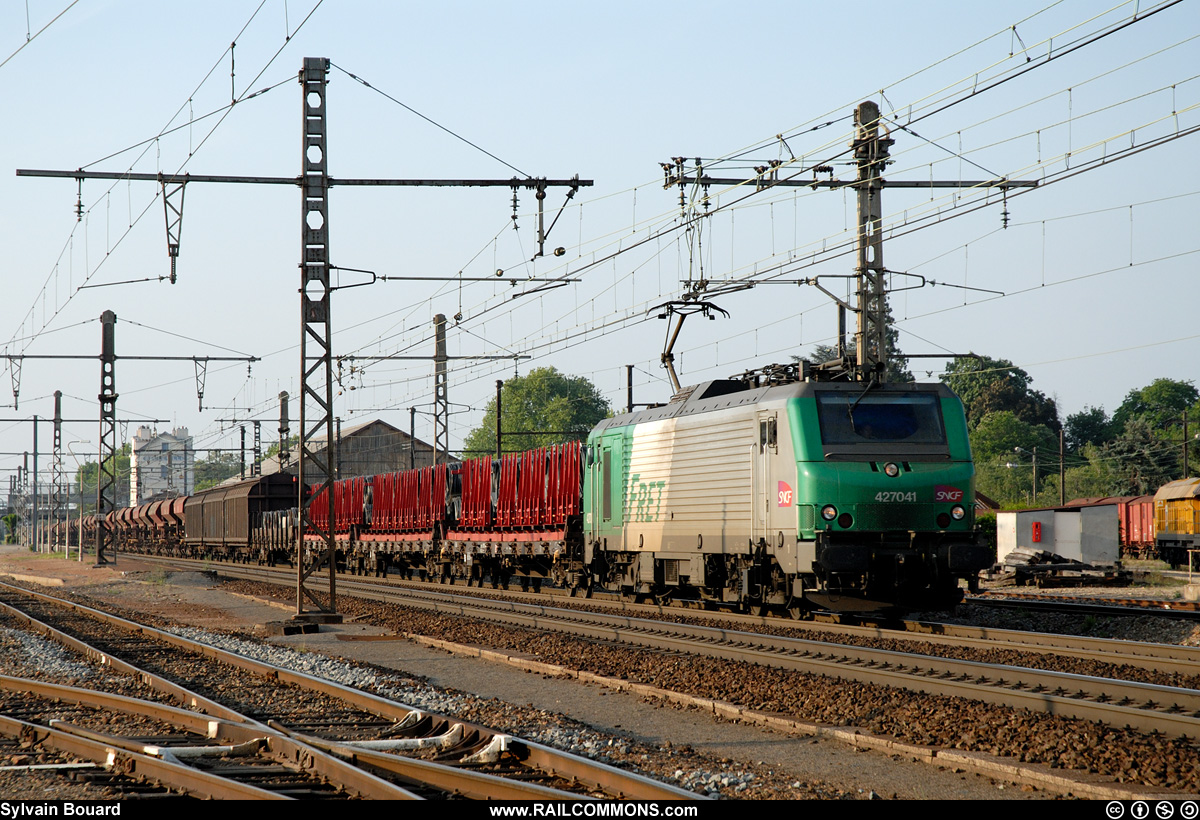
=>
[935,485,964,502]
[777,481,793,507]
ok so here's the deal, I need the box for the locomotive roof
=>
[1154,477,1200,501]
[594,378,958,433]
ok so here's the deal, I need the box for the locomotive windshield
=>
[816,392,946,446]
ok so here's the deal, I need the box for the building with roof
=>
[130,426,194,506]
[259,418,454,483]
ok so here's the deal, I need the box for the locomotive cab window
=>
[816,392,948,456]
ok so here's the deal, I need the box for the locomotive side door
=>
[752,410,778,545]
[587,434,624,561]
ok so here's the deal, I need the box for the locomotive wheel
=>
[788,605,812,620]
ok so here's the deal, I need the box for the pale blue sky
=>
[2,0,1197,469]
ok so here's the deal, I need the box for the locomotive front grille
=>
[851,503,947,531]
[797,505,816,531]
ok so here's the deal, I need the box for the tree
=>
[194,451,243,491]
[1101,417,1181,495]
[2,513,18,544]
[1061,444,1122,501]
[463,368,610,456]
[941,355,1059,432]
[968,411,1059,507]
[969,411,1057,464]
[802,295,913,383]
[1064,405,1113,453]
[74,442,131,511]
[1111,378,1198,434]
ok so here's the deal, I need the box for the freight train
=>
[1153,478,1200,569]
[54,373,997,614]
[1063,483,1200,568]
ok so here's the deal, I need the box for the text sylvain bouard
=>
[1,805,120,817]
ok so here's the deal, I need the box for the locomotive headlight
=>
[883,462,900,477]
[820,505,837,521]
[951,505,966,520]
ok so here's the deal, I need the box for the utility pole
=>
[0,315,251,563]
[96,310,116,564]
[51,391,63,552]
[278,392,291,468]
[433,314,448,467]
[31,417,38,552]
[19,56,590,617]
[495,380,503,459]
[661,102,1037,383]
[852,101,891,381]
[1184,411,1190,479]
[1033,446,1039,503]
[252,421,261,477]
[1059,429,1066,506]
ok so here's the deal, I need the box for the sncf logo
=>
[777,481,793,507]
[935,485,964,502]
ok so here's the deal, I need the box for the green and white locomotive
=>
[583,375,991,614]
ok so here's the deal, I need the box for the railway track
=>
[132,554,1200,680]
[116,556,1200,740]
[326,578,1200,739]
[0,580,700,800]
[967,592,1200,620]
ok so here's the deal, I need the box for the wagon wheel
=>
[745,600,769,618]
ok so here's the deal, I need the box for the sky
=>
[1,0,1198,481]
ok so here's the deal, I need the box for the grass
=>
[1122,558,1192,588]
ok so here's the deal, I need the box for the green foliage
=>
[1100,417,1181,495]
[74,442,131,510]
[1065,405,1113,452]
[463,367,610,456]
[194,451,243,491]
[1060,444,1122,501]
[2,513,18,544]
[969,410,1057,463]
[1111,378,1198,433]
[941,356,1059,432]
[263,435,299,460]
[804,296,913,383]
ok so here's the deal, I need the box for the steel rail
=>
[0,673,266,744]
[968,594,1200,620]
[0,713,285,799]
[124,556,1200,675]
[333,580,1200,739]
[0,584,423,799]
[0,580,700,800]
[281,729,595,801]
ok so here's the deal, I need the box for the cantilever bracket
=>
[194,358,206,412]
[9,356,20,411]
[161,177,187,284]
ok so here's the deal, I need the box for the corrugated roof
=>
[1154,478,1200,501]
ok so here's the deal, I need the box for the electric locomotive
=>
[583,375,991,613]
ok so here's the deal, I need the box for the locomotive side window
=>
[816,393,946,446]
